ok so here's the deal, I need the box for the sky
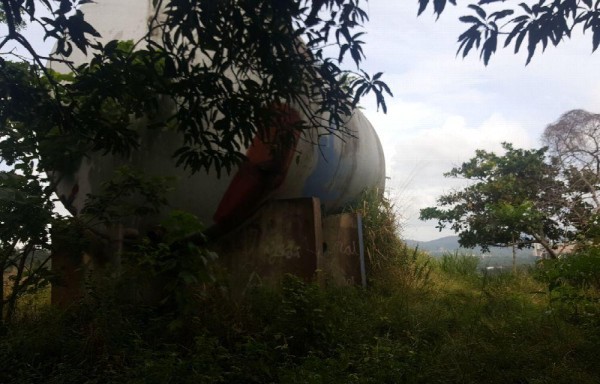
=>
[356,2,600,241]
[8,1,600,241]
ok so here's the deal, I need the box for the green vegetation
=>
[352,188,432,290]
[2,190,600,383]
[437,252,480,279]
[2,2,600,382]
[3,252,600,383]
[0,0,391,327]
[420,143,576,259]
[421,134,600,261]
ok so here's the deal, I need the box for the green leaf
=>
[417,0,430,16]
[489,9,514,21]
[434,0,447,17]
[459,15,481,24]
[468,4,487,19]
[592,21,600,52]
[481,31,498,65]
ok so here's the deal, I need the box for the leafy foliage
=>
[0,1,99,64]
[535,247,600,324]
[0,62,65,317]
[437,251,480,279]
[0,167,55,324]
[1,0,391,175]
[81,166,172,225]
[351,188,432,289]
[418,0,600,64]
[420,143,576,258]
[537,247,600,289]
[122,210,218,330]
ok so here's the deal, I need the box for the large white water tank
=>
[49,0,386,234]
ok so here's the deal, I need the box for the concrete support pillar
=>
[51,198,368,307]
[50,239,85,308]
[50,228,113,308]
[321,213,363,286]
[213,198,324,295]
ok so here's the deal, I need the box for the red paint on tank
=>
[214,106,301,225]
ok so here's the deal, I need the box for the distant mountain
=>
[404,236,462,255]
[404,236,539,267]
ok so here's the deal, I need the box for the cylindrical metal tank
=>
[50,0,385,233]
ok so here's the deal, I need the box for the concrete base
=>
[212,198,323,295]
[212,198,365,294]
[321,213,363,286]
[50,227,117,308]
[51,198,366,306]
[50,230,98,308]
[50,245,84,308]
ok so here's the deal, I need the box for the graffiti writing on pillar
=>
[334,240,358,256]
[264,240,301,264]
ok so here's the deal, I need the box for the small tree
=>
[542,110,600,223]
[420,143,575,260]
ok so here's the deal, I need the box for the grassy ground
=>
[2,252,600,384]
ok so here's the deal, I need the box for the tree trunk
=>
[512,239,516,274]
[5,243,34,322]
[531,233,558,259]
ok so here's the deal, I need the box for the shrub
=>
[536,247,600,291]
[534,247,600,325]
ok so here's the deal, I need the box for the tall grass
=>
[3,189,600,383]
[3,265,600,383]
[353,188,432,291]
[437,251,480,279]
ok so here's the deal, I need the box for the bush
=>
[536,248,600,291]
[534,247,600,324]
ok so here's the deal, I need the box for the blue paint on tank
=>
[302,135,341,200]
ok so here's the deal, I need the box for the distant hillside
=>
[404,236,539,267]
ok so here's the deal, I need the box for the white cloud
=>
[369,100,536,241]
[358,3,600,241]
